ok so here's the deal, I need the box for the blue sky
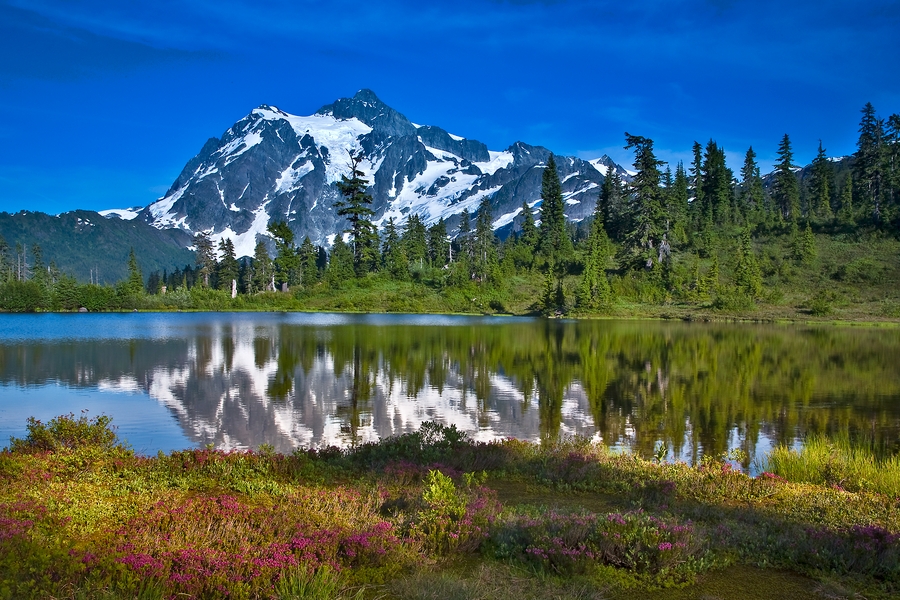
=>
[1,0,898,215]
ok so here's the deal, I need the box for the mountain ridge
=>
[131,89,630,256]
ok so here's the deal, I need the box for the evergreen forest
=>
[1,103,899,320]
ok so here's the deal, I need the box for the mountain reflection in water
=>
[1,313,899,470]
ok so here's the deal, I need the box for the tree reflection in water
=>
[1,314,899,468]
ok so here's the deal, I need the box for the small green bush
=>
[8,412,122,453]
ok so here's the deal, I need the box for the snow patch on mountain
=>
[274,161,315,194]
[474,151,514,176]
[493,206,522,230]
[99,207,141,220]
[253,107,372,183]
[589,159,609,176]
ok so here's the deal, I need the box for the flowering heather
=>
[495,509,704,583]
[2,416,900,599]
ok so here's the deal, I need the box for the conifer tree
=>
[382,218,408,279]
[267,221,299,288]
[669,162,690,241]
[538,154,573,270]
[335,150,378,275]
[518,201,539,252]
[733,230,762,298]
[30,244,47,287]
[598,165,624,240]
[427,218,450,268]
[124,248,144,297]
[539,271,565,315]
[472,197,498,282]
[854,102,885,221]
[838,176,856,228]
[298,237,319,286]
[886,114,900,218]
[689,141,705,224]
[238,260,251,294]
[456,209,473,264]
[772,134,800,224]
[326,236,354,287]
[623,133,666,269]
[739,146,767,223]
[701,140,733,225]
[193,232,216,288]
[704,254,720,295]
[796,221,816,264]
[578,196,613,309]
[216,238,239,291]
[403,214,428,271]
[250,241,273,293]
[0,234,9,283]
[808,141,834,222]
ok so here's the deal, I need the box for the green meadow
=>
[2,414,899,599]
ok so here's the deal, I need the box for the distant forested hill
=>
[0,210,194,284]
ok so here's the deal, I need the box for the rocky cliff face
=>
[137,89,629,256]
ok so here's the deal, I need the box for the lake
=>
[1,312,899,470]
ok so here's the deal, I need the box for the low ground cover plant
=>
[1,414,899,599]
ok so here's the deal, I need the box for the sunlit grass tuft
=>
[764,435,900,498]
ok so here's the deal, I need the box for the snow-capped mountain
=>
[131,89,628,256]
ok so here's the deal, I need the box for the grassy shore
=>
[2,415,899,599]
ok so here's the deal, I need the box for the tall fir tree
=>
[267,220,300,288]
[623,133,667,269]
[124,248,144,297]
[808,141,834,222]
[381,218,408,279]
[298,237,319,287]
[701,140,733,225]
[427,218,450,269]
[739,147,767,224]
[668,162,690,242]
[772,134,800,225]
[854,102,885,221]
[456,208,473,264]
[472,197,498,282]
[250,241,273,293]
[538,154,573,270]
[518,200,539,252]
[335,150,378,275]
[216,238,239,292]
[733,230,762,298]
[326,236,355,287]
[598,165,624,240]
[885,114,900,219]
[403,214,428,271]
[193,232,216,288]
[0,234,9,283]
[838,175,856,228]
[578,195,613,309]
[689,141,705,225]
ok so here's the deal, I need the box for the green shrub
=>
[712,288,756,312]
[0,280,48,312]
[8,412,122,453]
[833,257,884,284]
[76,284,119,311]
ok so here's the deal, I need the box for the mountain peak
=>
[317,89,416,138]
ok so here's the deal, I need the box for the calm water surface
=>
[1,312,899,470]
